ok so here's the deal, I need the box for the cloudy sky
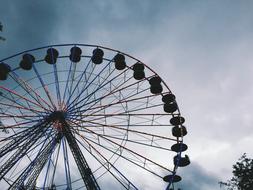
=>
[1,0,253,189]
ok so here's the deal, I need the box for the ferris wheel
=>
[0,44,190,190]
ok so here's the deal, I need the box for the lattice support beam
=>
[0,125,43,158]
[8,134,62,190]
[0,121,50,180]
[61,119,101,190]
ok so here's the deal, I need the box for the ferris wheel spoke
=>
[71,119,177,149]
[65,58,93,108]
[81,71,152,109]
[67,64,119,113]
[77,69,137,111]
[0,112,39,120]
[0,86,46,115]
[66,58,118,112]
[116,102,164,117]
[65,57,97,108]
[68,87,148,119]
[32,65,57,110]
[1,95,44,124]
[74,118,173,141]
[68,75,157,118]
[72,101,166,125]
[62,58,87,109]
[73,113,173,127]
[62,61,74,105]
[9,72,53,112]
[77,127,173,152]
[80,121,178,141]
[0,102,43,116]
[0,95,38,128]
[74,135,139,190]
[75,130,165,180]
[52,63,62,109]
[67,67,145,114]
[69,120,173,174]
[72,90,165,119]
[69,65,117,113]
[0,109,42,120]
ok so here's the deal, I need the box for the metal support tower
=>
[61,118,101,190]
[8,134,62,190]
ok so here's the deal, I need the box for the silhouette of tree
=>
[220,153,253,190]
[0,22,6,41]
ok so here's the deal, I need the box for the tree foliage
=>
[0,22,6,41]
[220,153,253,190]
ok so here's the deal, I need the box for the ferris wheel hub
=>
[47,111,66,122]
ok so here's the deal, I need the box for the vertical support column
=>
[61,120,100,190]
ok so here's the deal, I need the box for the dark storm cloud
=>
[0,1,60,58]
[0,0,169,57]
[176,162,220,190]
[48,0,176,50]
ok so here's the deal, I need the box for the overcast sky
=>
[1,1,253,189]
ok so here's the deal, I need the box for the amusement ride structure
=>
[0,44,190,190]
